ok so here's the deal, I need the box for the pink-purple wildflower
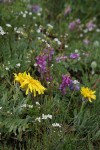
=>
[70,53,80,59]
[34,55,47,74]
[68,21,76,30]
[83,39,90,45]
[31,5,41,13]
[59,75,72,94]
[86,20,96,31]
[56,56,67,63]
[68,19,81,30]
[64,6,71,16]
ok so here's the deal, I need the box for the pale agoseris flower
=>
[14,72,46,97]
[81,87,96,102]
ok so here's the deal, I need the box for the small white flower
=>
[42,114,48,120]
[37,37,41,40]
[36,102,40,105]
[47,81,50,84]
[0,107,2,110]
[47,24,53,29]
[51,64,54,67]
[42,114,52,120]
[35,117,41,122]
[23,14,26,18]
[21,104,27,108]
[54,38,61,45]
[52,123,61,128]
[65,45,68,48]
[29,12,32,15]
[25,11,28,14]
[73,80,79,84]
[0,30,6,35]
[5,67,9,70]
[28,105,33,108]
[83,29,88,33]
[16,63,21,67]
[80,34,83,37]
[42,39,45,42]
[58,41,61,45]
[14,27,17,31]
[54,38,59,42]
[33,17,36,19]
[6,24,12,27]
[37,29,41,33]
[20,11,23,15]
[37,13,41,16]
[0,26,3,30]
[75,49,79,53]
[47,114,52,119]
[46,43,51,48]
[96,28,100,32]
[35,24,38,27]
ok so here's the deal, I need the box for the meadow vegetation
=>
[0,0,100,149]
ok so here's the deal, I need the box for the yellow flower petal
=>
[80,86,96,103]
[14,72,46,97]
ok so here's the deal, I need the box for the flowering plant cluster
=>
[0,0,99,149]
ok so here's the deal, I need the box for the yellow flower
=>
[80,87,96,102]
[14,72,46,97]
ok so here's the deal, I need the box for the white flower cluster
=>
[6,24,12,28]
[47,24,53,29]
[20,11,32,18]
[42,114,52,120]
[52,123,61,128]
[14,27,24,34]
[21,104,33,109]
[0,26,6,35]
[35,114,52,122]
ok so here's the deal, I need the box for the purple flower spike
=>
[34,55,47,73]
[70,53,80,59]
[59,75,72,94]
[44,48,54,61]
